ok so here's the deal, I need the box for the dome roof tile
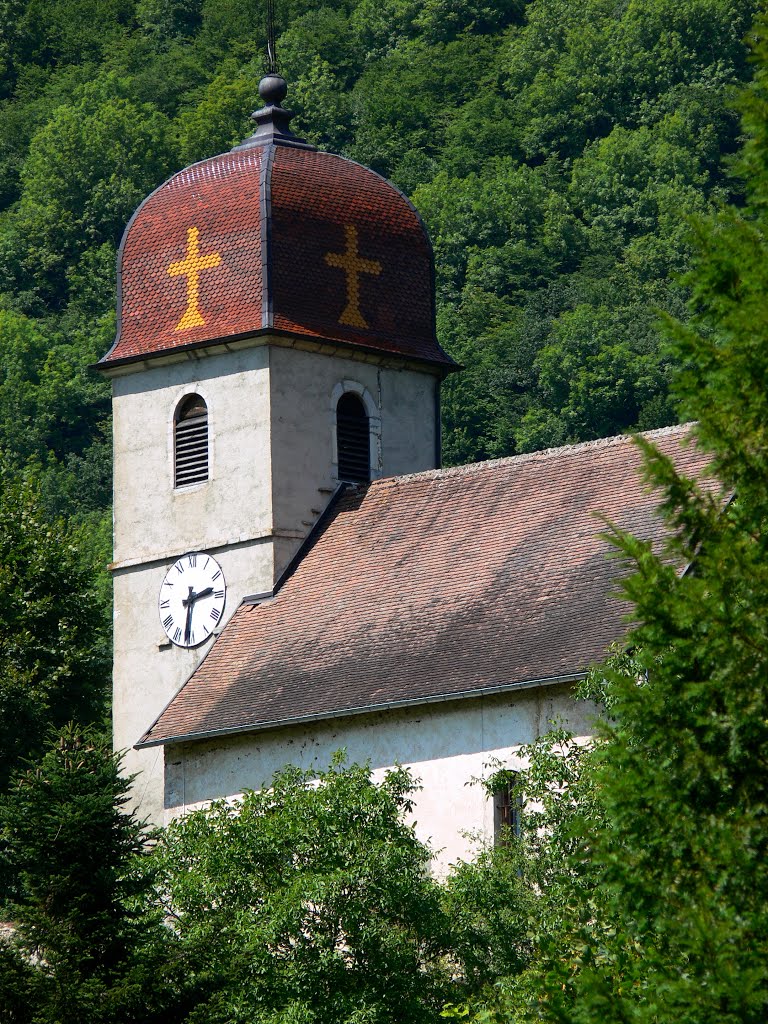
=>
[102,127,451,370]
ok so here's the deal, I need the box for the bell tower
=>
[100,75,454,823]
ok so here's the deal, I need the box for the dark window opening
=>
[175,394,208,487]
[494,779,522,846]
[336,392,370,483]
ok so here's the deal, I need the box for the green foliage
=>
[0,0,760,524]
[516,303,675,449]
[151,758,454,1024]
[394,0,758,461]
[8,73,175,305]
[0,0,760,899]
[437,714,608,1024]
[448,20,768,1022]
[443,833,533,990]
[136,0,203,43]
[0,304,113,526]
[174,62,257,164]
[551,23,768,1020]
[1,5,766,1018]
[0,470,109,792]
[0,726,199,1023]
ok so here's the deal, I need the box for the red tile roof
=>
[139,424,717,748]
[101,144,451,368]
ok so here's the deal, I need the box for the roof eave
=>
[94,326,457,376]
[135,671,586,750]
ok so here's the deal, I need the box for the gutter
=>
[135,671,585,749]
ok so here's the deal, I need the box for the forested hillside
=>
[1,9,768,1018]
[0,0,758,559]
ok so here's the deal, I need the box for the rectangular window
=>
[493,779,522,846]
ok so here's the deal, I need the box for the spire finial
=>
[231,73,314,151]
[230,2,315,153]
[266,0,278,74]
[258,73,287,107]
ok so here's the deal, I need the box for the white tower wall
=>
[108,337,441,823]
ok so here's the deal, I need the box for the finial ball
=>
[259,74,287,106]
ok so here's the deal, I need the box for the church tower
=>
[100,74,453,822]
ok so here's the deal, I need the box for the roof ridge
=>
[372,422,698,489]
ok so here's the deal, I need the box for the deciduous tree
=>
[151,758,454,1024]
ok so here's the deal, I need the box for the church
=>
[100,74,710,871]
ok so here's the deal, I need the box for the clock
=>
[159,552,227,648]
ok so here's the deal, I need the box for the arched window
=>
[336,392,370,483]
[174,394,208,487]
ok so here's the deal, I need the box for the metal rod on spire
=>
[266,0,278,74]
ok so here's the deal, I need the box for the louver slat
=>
[337,413,369,483]
[175,414,208,486]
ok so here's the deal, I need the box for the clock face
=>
[159,552,227,648]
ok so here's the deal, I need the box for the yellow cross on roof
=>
[325,225,381,329]
[168,227,223,331]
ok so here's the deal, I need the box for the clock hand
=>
[182,586,213,607]
[183,586,194,644]
[182,587,215,646]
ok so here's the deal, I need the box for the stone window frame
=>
[330,380,382,483]
[169,386,214,491]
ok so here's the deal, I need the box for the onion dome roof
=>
[101,75,452,370]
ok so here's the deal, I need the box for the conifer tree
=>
[536,17,768,1023]
[0,727,199,1024]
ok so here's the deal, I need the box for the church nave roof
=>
[138,422,716,749]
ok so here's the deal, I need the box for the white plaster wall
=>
[269,347,439,571]
[111,339,441,824]
[378,367,439,477]
[164,685,599,874]
[112,345,279,824]
[114,540,275,822]
[112,345,273,567]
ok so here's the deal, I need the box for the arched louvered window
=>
[174,394,208,487]
[336,392,370,483]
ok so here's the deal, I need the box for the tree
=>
[439,702,614,1024]
[552,20,768,1021]
[0,0,761,511]
[8,73,175,306]
[173,62,257,166]
[0,469,109,792]
[0,726,199,1024]
[459,16,768,1022]
[441,19,768,1023]
[150,757,454,1024]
